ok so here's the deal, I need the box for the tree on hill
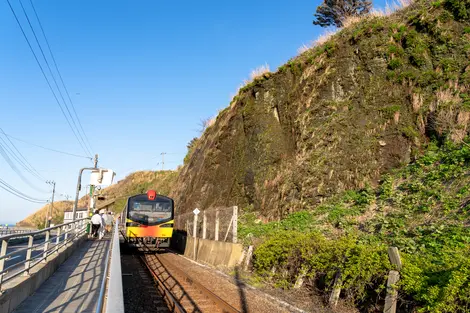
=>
[313,0,372,28]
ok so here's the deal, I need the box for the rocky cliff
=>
[171,0,470,220]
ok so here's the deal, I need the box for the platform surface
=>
[13,239,109,313]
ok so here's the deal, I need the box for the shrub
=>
[253,232,391,302]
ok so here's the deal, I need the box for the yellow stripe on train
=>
[125,219,174,238]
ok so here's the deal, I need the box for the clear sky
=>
[0,0,390,224]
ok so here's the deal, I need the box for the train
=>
[122,190,174,248]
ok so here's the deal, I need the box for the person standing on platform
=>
[103,210,113,233]
[91,210,103,238]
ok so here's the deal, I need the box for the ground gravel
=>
[159,251,305,313]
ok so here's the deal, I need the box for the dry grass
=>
[303,0,415,54]
[314,30,338,46]
[452,111,470,142]
[249,63,270,81]
[297,43,311,55]
[238,63,271,88]
[342,15,364,28]
[412,93,423,113]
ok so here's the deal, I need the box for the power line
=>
[27,0,94,155]
[5,0,91,158]
[0,135,43,181]
[16,0,92,157]
[0,141,47,193]
[0,178,47,203]
[3,132,92,160]
[0,128,44,180]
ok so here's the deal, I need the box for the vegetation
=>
[184,137,199,165]
[240,140,470,312]
[313,0,372,27]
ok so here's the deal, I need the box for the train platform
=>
[12,239,109,313]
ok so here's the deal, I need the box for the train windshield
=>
[128,195,173,226]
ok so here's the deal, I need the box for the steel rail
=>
[154,253,240,313]
[138,241,240,313]
[139,254,185,313]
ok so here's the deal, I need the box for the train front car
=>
[125,190,174,248]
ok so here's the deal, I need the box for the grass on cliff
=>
[239,139,470,312]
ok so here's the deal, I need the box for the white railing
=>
[96,223,124,313]
[0,218,89,292]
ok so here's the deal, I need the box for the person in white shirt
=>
[91,210,103,238]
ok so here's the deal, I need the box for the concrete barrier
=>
[184,236,243,268]
[0,235,87,313]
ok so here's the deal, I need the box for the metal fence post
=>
[215,208,219,241]
[43,230,50,263]
[232,206,238,244]
[0,239,9,289]
[202,210,207,240]
[64,228,69,246]
[24,235,34,276]
[193,211,198,260]
[55,227,61,254]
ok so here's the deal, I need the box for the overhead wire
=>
[5,0,92,158]
[0,135,43,181]
[16,0,92,157]
[0,178,48,203]
[27,0,94,155]
[0,128,44,180]
[3,132,92,160]
[0,141,48,193]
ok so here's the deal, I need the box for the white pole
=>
[232,206,238,243]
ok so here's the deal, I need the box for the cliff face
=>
[171,1,470,219]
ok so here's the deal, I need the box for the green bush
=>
[253,232,391,301]
[401,246,470,312]
[445,0,470,20]
[388,58,402,70]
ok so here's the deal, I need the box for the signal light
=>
[147,190,156,200]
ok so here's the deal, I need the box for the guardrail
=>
[0,227,35,236]
[96,222,124,313]
[0,217,89,292]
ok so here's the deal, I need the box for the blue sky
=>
[0,0,390,223]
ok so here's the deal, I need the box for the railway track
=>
[121,244,170,313]
[136,242,241,313]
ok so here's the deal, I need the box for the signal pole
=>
[161,152,166,171]
[72,154,99,222]
[45,180,56,228]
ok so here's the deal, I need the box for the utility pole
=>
[161,152,166,171]
[45,180,56,228]
[93,154,98,168]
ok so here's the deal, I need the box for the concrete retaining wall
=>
[183,236,243,268]
[0,236,87,313]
